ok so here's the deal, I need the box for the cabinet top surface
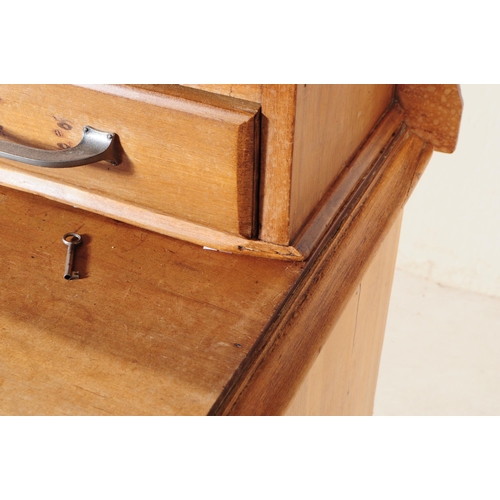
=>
[0,185,304,415]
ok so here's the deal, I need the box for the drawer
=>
[0,84,260,238]
[0,84,462,262]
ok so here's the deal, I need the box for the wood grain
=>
[285,212,403,415]
[0,184,304,415]
[0,85,459,262]
[0,163,307,261]
[292,104,404,257]
[289,84,395,240]
[258,84,297,244]
[181,84,263,103]
[258,85,394,245]
[0,85,461,416]
[396,84,463,153]
[210,130,433,415]
[0,84,260,238]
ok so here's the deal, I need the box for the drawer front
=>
[0,85,260,238]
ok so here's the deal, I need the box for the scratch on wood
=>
[74,385,109,398]
[91,405,114,415]
[352,283,362,348]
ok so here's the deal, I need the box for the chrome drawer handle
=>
[0,126,121,168]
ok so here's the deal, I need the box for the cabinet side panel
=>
[289,84,395,240]
[284,212,402,416]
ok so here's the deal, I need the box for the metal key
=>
[62,232,82,280]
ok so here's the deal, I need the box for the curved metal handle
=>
[0,126,121,168]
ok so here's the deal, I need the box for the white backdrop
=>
[396,85,500,298]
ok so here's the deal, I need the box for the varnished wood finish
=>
[396,84,463,153]
[0,84,260,238]
[0,85,462,263]
[289,84,395,240]
[258,84,297,244]
[0,185,304,416]
[285,283,360,415]
[0,167,304,261]
[0,85,462,416]
[0,129,434,417]
[285,212,403,416]
[181,84,263,103]
[210,130,433,415]
[292,105,404,257]
[258,85,396,245]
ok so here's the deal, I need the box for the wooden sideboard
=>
[0,85,462,415]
